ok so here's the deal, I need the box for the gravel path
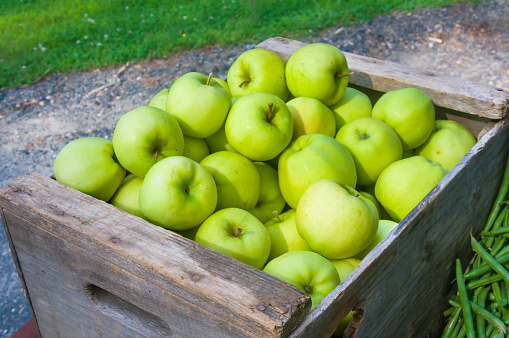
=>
[1,0,508,335]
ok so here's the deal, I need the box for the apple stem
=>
[267,103,273,121]
[206,73,213,85]
[303,285,313,294]
[336,72,355,78]
[233,227,243,237]
[238,80,249,88]
[153,150,158,160]
[273,210,282,222]
[354,193,360,197]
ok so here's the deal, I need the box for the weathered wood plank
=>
[257,37,509,120]
[0,174,311,337]
[289,118,509,337]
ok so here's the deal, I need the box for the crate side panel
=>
[0,174,311,338]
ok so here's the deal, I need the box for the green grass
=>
[0,0,481,89]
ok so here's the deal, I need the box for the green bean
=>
[486,323,495,337]
[471,235,509,285]
[477,287,490,338]
[470,300,509,335]
[489,293,497,302]
[466,274,503,290]
[495,245,509,258]
[456,259,475,338]
[456,325,466,338]
[484,155,509,233]
[483,225,509,237]
[443,306,462,338]
[464,253,509,279]
[483,207,508,248]
[490,237,507,257]
[451,320,462,338]
[444,306,457,317]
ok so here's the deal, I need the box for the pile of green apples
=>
[54,43,477,330]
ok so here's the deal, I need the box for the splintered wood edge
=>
[0,173,312,337]
[257,37,509,120]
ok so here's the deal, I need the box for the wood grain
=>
[257,37,509,120]
[0,175,311,337]
[289,118,509,337]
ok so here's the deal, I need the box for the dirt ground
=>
[0,0,508,335]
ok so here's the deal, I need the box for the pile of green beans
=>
[442,156,509,338]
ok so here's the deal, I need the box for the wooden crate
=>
[1,37,509,337]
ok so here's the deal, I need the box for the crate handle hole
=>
[85,284,172,336]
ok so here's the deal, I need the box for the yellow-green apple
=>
[109,174,147,220]
[139,156,217,230]
[355,220,398,259]
[246,162,286,223]
[200,151,260,210]
[213,77,232,98]
[148,88,169,111]
[328,258,361,336]
[375,156,448,221]
[264,210,311,261]
[225,93,293,161]
[285,43,352,106]
[278,134,357,209]
[358,191,383,220]
[286,97,336,140]
[296,179,378,259]
[54,137,126,201]
[335,117,403,186]
[263,250,340,310]
[329,87,372,132]
[183,135,209,163]
[227,48,289,101]
[416,120,477,171]
[204,125,238,154]
[195,208,271,269]
[112,106,184,177]
[372,88,435,150]
[166,72,231,138]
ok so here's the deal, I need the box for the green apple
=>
[335,117,403,186]
[278,134,357,209]
[372,88,435,150]
[54,137,126,202]
[358,191,383,220]
[263,250,340,310]
[225,93,293,161]
[246,162,286,223]
[286,97,336,140]
[328,87,372,132]
[200,151,260,210]
[415,120,477,171]
[195,208,271,269]
[227,48,289,101]
[183,135,210,163]
[178,224,200,241]
[166,72,231,138]
[328,258,361,336]
[375,156,448,222]
[264,210,312,261]
[213,77,232,98]
[109,174,147,220]
[139,156,217,230]
[112,106,184,177]
[204,125,238,154]
[286,43,352,106]
[296,179,378,259]
[148,88,169,111]
[355,220,398,259]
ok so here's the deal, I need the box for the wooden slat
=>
[289,118,509,337]
[257,37,509,120]
[0,174,311,337]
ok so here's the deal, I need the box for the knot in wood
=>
[257,305,266,311]
[110,237,119,243]
[11,188,19,193]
